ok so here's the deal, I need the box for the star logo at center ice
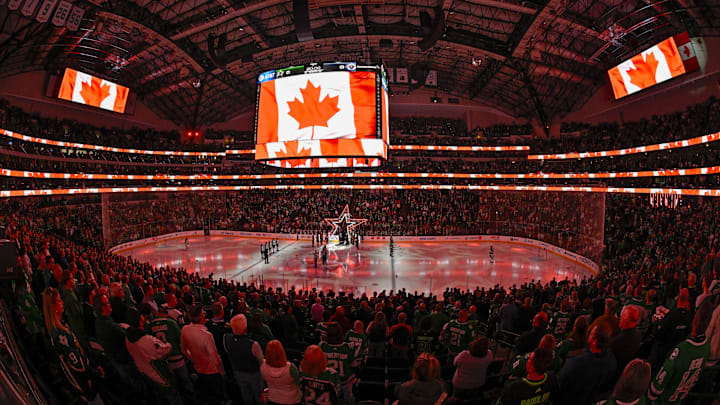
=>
[324,205,367,239]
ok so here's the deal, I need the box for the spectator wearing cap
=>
[224,314,264,405]
[556,324,617,405]
[608,305,642,377]
[514,312,548,355]
[181,304,226,403]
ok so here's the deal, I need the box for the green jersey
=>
[319,342,355,382]
[597,397,649,405]
[345,329,368,363]
[49,325,89,393]
[649,336,710,404]
[315,322,329,341]
[548,310,571,339]
[300,369,341,405]
[441,320,474,354]
[414,332,438,356]
[18,287,43,335]
[145,317,183,358]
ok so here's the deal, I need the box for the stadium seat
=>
[359,366,386,382]
[356,381,387,401]
[387,367,410,382]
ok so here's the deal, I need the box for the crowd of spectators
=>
[0,192,719,405]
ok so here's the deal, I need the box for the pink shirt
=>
[181,323,224,375]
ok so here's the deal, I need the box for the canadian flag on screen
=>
[257,71,376,144]
[58,68,129,113]
[608,38,686,99]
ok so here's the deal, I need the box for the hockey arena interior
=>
[1,1,720,404]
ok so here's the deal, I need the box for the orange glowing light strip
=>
[3,167,720,181]
[528,132,720,160]
[387,145,529,151]
[0,129,524,156]
[2,184,720,198]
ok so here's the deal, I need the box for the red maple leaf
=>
[274,142,314,168]
[287,81,340,138]
[79,79,112,107]
[627,51,659,90]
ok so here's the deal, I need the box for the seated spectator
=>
[494,347,557,405]
[609,305,642,377]
[514,312,548,355]
[556,324,617,405]
[224,314,264,405]
[649,300,714,404]
[598,359,651,405]
[395,353,447,405]
[299,345,341,405]
[261,340,302,405]
[453,336,493,398]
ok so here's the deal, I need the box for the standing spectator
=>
[345,320,368,367]
[453,336,493,399]
[279,303,298,347]
[395,353,447,405]
[649,300,713,404]
[599,359,651,405]
[207,302,232,374]
[43,287,102,405]
[494,347,557,405]
[125,307,181,405]
[589,298,619,337]
[514,312,548,355]
[515,297,534,333]
[556,325,617,405]
[59,270,87,342]
[142,284,158,315]
[299,345,341,405]
[319,323,356,403]
[366,311,389,357]
[109,282,128,324]
[165,293,185,326]
[261,340,302,405]
[181,304,226,404]
[330,306,351,334]
[556,316,588,361]
[511,334,562,377]
[499,296,518,332]
[414,316,439,356]
[430,303,449,337]
[609,306,642,377]
[649,288,693,370]
[390,312,413,358]
[311,298,324,323]
[440,308,474,357]
[146,305,194,397]
[249,312,274,350]
[224,314,264,405]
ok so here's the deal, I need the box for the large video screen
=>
[58,68,130,113]
[608,33,698,100]
[254,63,388,166]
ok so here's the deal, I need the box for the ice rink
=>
[117,235,595,295]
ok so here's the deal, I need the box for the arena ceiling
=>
[0,0,719,128]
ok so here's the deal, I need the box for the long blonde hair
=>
[43,287,69,334]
